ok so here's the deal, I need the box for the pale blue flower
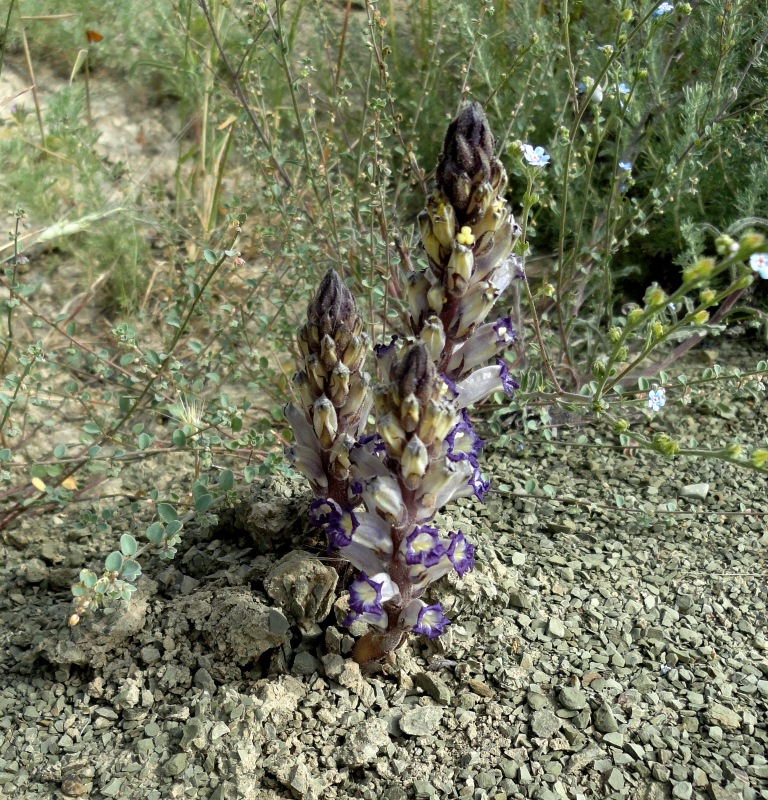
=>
[617,82,630,95]
[619,161,632,172]
[653,2,674,17]
[749,252,768,280]
[522,144,550,167]
[648,384,666,413]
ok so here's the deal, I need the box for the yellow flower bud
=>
[724,443,742,459]
[651,321,665,339]
[749,449,768,469]
[698,289,716,306]
[616,346,628,362]
[613,419,629,434]
[644,284,667,309]
[608,326,622,344]
[627,308,644,326]
[456,226,476,246]
[652,433,680,456]
[691,310,709,325]
[715,235,736,256]
[682,258,714,283]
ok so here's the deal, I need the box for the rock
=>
[593,702,619,733]
[414,672,453,705]
[706,703,741,729]
[162,753,187,777]
[399,705,444,736]
[558,686,588,710]
[566,744,603,773]
[509,587,531,609]
[341,718,390,768]
[547,617,566,638]
[531,709,561,738]
[672,781,693,800]
[264,551,338,632]
[679,483,709,500]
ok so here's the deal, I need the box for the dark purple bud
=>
[308,268,358,338]
[436,103,495,216]
[394,343,437,403]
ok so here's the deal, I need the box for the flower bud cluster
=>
[410,102,521,392]
[310,342,479,665]
[286,104,521,670]
[284,269,372,503]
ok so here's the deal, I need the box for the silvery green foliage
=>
[286,104,521,670]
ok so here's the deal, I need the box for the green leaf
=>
[219,469,234,491]
[104,551,123,572]
[146,522,165,544]
[120,533,138,556]
[138,433,152,450]
[157,503,178,523]
[172,429,187,447]
[165,520,183,537]
[0,449,10,462]
[244,466,257,483]
[203,249,217,264]
[195,493,213,514]
[121,560,142,579]
[54,445,66,459]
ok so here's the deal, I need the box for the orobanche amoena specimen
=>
[286,102,521,671]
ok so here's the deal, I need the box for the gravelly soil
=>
[1,341,767,800]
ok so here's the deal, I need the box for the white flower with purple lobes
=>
[400,600,450,639]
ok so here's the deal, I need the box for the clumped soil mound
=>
[1,343,767,800]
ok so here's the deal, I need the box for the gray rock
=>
[414,672,453,705]
[707,703,741,729]
[162,753,187,777]
[593,702,619,733]
[679,483,709,500]
[531,709,561,738]
[264,551,338,632]
[566,744,603,773]
[342,718,390,767]
[547,617,566,638]
[558,686,588,710]
[672,781,693,800]
[399,705,443,736]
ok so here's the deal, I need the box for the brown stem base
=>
[353,628,407,674]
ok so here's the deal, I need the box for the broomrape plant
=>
[285,103,520,671]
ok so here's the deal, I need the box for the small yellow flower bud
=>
[739,232,765,253]
[652,433,680,456]
[591,360,605,377]
[698,289,716,306]
[456,226,476,246]
[691,310,710,325]
[637,68,648,80]
[69,614,80,627]
[749,449,768,469]
[724,443,742,459]
[682,258,714,283]
[627,308,644,326]
[621,8,633,21]
[651,321,665,339]
[616,346,629,362]
[613,419,629,434]
[715,235,736,256]
[644,284,667,309]
[608,326,623,344]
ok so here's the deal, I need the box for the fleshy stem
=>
[0,207,23,375]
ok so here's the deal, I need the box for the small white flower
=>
[653,2,674,17]
[619,161,632,172]
[648,384,666,413]
[521,144,550,167]
[749,252,768,280]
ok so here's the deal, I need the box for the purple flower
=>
[440,373,459,398]
[403,525,446,567]
[374,335,399,359]
[400,600,450,639]
[447,531,475,577]
[309,498,342,526]
[446,410,484,466]
[326,507,359,548]
[348,571,399,614]
[468,467,490,502]
[497,358,519,395]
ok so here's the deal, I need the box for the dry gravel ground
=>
[1,340,767,800]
